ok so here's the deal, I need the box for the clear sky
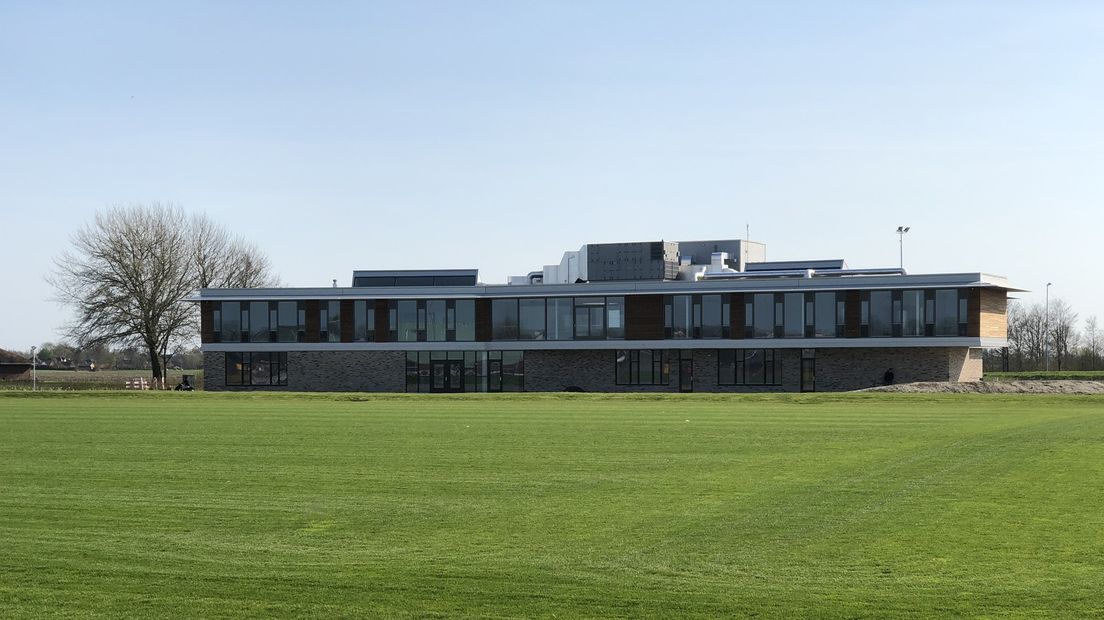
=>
[2,1,1102,351]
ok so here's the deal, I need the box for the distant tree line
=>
[986,299,1101,372]
[25,342,204,371]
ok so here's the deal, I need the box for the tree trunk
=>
[147,341,162,385]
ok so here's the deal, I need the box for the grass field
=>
[1,392,1103,618]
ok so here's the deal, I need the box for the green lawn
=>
[1,392,1102,618]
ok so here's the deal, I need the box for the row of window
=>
[404,351,524,392]
[491,297,625,341]
[215,302,306,344]
[222,348,786,389]
[225,352,288,386]
[612,349,784,386]
[211,288,975,344]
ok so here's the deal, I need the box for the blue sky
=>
[2,1,1102,350]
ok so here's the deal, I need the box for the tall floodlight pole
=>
[896,226,910,270]
[1045,282,1053,371]
[31,346,37,392]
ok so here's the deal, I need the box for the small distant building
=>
[190,237,1017,393]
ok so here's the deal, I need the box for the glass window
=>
[718,349,783,386]
[869,291,893,337]
[501,351,525,391]
[397,300,418,342]
[701,295,723,339]
[224,352,287,387]
[547,298,573,340]
[606,297,625,339]
[325,300,341,342]
[454,300,475,342]
[519,299,545,340]
[277,301,299,342]
[670,295,692,339]
[935,289,959,336]
[745,349,765,384]
[901,290,924,337]
[752,294,774,338]
[614,350,669,385]
[814,292,837,338]
[783,292,804,338]
[251,354,271,386]
[247,301,268,343]
[615,350,630,384]
[718,349,737,384]
[221,302,241,342]
[492,299,519,340]
[226,351,243,386]
[426,300,447,342]
[574,298,606,339]
[354,300,371,342]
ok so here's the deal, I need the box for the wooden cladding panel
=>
[374,300,391,342]
[304,300,321,343]
[200,301,215,343]
[966,289,982,338]
[980,288,1008,339]
[730,293,745,340]
[475,299,492,342]
[340,300,355,342]
[844,290,861,338]
[625,294,664,340]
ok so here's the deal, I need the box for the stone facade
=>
[980,288,1008,339]
[205,346,980,393]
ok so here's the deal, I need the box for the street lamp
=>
[30,346,37,392]
[1045,282,1053,371]
[896,226,910,271]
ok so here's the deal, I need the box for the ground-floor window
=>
[614,349,670,385]
[717,349,782,386]
[225,352,288,386]
[405,351,524,393]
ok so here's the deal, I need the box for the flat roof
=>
[189,271,1024,301]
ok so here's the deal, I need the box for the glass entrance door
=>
[679,358,693,392]
[431,360,464,393]
[800,358,815,392]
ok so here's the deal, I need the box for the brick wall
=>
[815,347,977,390]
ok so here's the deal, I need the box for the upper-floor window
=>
[320,301,341,342]
[213,301,303,343]
[574,298,606,340]
[861,288,968,337]
[665,294,729,339]
[353,300,375,342]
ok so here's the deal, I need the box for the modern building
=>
[191,238,1015,393]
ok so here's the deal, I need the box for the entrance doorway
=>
[430,360,464,393]
[800,357,815,392]
[679,358,694,392]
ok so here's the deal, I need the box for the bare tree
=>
[51,203,275,383]
[1049,298,1078,371]
[191,213,276,289]
[1083,316,1099,371]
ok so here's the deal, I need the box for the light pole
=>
[30,346,37,392]
[896,226,910,270]
[1044,282,1053,371]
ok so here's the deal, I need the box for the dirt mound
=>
[862,380,1104,394]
